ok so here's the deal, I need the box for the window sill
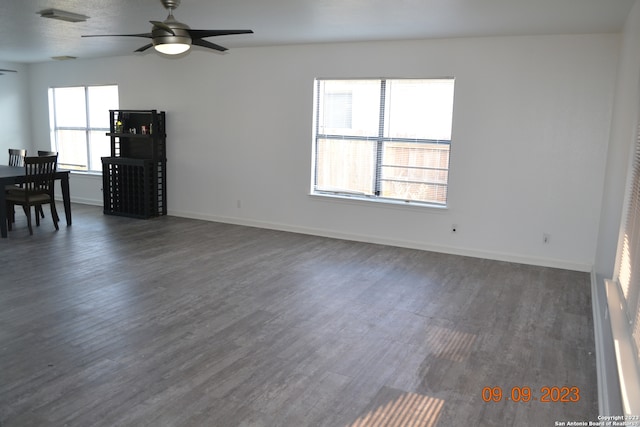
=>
[66,170,102,177]
[309,192,449,212]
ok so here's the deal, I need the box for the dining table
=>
[0,165,72,238]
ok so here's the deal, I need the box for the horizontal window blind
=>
[614,123,640,367]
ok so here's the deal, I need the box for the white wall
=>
[0,61,32,156]
[596,0,640,279]
[26,34,619,271]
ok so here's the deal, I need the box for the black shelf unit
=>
[102,109,167,219]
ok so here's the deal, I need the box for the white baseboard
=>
[168,209,592,272]
[65,197,102,206]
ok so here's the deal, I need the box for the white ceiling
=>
[0,0,635,64]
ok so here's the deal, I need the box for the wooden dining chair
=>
[6,148,28,223]
[6,149,27,188]
[8,148,26,167]
[35,150,58,219]
[6,155,59,235]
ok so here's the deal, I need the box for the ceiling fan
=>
[0,69,17,76]
[82,0,253,55]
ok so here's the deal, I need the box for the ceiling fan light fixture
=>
[154,42,191,55]
[152,18,192,55]
[80,0,252,56]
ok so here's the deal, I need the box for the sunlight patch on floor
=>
[429,326,477,363]
[349,391,444,427]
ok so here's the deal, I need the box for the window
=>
[48,85,119,172]
[614,122,640,367]
[312,78,455,206]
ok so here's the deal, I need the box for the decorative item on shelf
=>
[115,120,123,133]
[129,128,137,134]
[141,125,148,135]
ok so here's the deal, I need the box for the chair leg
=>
[35,206,41,227]
[7,203,20,231]
[51,201,60,223]
[25,206,33,235]
[37,205,45,219]
[50,202,59,231]
[6,202,12,231]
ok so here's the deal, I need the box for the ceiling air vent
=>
[38,9,89,23]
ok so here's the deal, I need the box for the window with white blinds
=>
[312,78,455,206]
[614,123,640,363]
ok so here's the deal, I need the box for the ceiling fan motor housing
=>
[152,14,192,48]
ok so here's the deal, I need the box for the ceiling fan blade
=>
[0,69,17,72]
[135,43,154,52]
[187,29,253,39]
[150,21,176,35]
[82,33,152,39]
[191,38,227,52]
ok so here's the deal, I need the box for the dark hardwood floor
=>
[0,204,597,426]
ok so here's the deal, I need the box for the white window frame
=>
[311,78,455,207]
[48,84,119,173]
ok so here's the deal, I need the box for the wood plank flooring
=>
[0,204,597,426]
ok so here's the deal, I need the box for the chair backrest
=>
[8,148,27,167]
[23,155,58,197]
[38,150,57,157]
